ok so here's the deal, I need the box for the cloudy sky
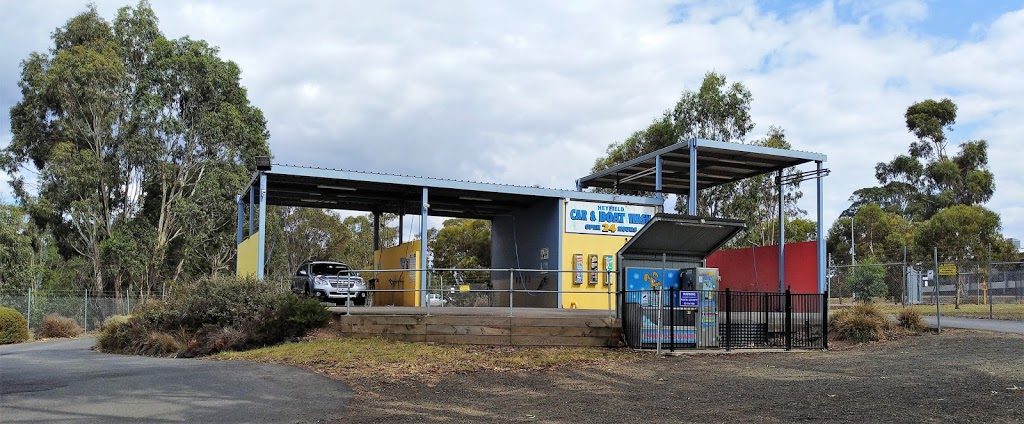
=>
[2,0,1022,241]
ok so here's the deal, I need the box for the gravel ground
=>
[339,330,1024,423]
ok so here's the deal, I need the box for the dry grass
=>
[873,303,1024,321]
[829,302,896,343]
[216,333,643,384]
[896,307,925,331]
[38,314,83,339]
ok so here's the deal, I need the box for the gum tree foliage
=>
[430,218,491,269]
[914,205,1016,307]
[830,98,1003,273]
[269,207,353,277]
[2,2,269,294]
[0,205,34,291]
[592,72,804,246]
[826,204,913,266]
[845,98,995,221]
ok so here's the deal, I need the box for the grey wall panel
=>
[491,198,560,307]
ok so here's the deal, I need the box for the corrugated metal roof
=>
[618,214,746,260]
[577,138,827,194]
[239,163,662,219]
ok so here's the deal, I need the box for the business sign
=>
[938,263,957,276]
[679,291,699,307]
[564,200,657,236]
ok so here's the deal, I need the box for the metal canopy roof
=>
[239,164,662,219]
[617,214,747,260]
[577,138,827,194]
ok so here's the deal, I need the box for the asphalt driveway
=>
[0,337,351,423]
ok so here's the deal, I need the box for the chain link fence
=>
[829,261,1024,304]
[0,288,168,333]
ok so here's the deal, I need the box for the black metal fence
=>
[621,289,828,351]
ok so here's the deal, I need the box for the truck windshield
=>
[310,263,350,276]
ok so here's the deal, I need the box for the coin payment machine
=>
[624,266,720,348]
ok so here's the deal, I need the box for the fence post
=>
[508,269,514,318]
[725,288,732,351]
[424,270,431,317]
[822,290,829,350]
[656,287,663,356]
[785,287,792,351]
[27,287,32,333]
[607,271,613,319]
[84,289,89,332]
[762,291,769,345]
[669,288,675,352]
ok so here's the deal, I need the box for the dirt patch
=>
[338,331,1024,423]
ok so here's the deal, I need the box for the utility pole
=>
[850,216,856,265]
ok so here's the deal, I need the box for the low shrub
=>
[139,332,183,357]
[38,314,83,338]
[95,276,330,357]
[897,307,925,331]
[96,315,133,352]
[0,306,30,344]
[829,302,894,343]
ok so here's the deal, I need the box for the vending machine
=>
[681,267,720,347]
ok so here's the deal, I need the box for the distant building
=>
[1011,238,1021,252]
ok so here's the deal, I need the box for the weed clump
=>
[829,302,895,343]
[897,307,925,331]
[37,314,83,338]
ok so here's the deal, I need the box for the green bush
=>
[829,302,894,343]
[95,276,330,357]
[0,306,30,344]
[849,259,888,300]
[96,315,133,352]
[897,307,925,331]
[38,314,83,338]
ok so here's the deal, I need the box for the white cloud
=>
[1,0,1022,241]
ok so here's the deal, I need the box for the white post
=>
[84,289,89,332]
[27,287,32,333]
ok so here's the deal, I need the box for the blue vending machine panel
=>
[624,267,695,345]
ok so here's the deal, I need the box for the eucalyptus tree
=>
[847,98,994,221]
[592,72,804,246]
[3,2,269,294]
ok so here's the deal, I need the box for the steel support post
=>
[816,161,825,294]
[257,172,267,280]
[420,187,429,307]
[688,139,697,215]
[778,170,785,293]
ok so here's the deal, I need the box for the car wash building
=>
[235,138,827,313]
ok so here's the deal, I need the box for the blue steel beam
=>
[816,161,825,294]
[778,170,785,293]
[688,140,697,215]
[257,172,267,280]
[655,155,663,192]
[236,196,243,246]
[248,185,254,236]
[420,187,429,306]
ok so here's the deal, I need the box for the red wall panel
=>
[706,241,820,294]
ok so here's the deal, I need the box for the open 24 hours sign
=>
[564,200,658,236]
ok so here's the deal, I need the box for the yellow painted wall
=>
[372,240,422,307]
[236,233,260,278]
[560,233,630,309]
